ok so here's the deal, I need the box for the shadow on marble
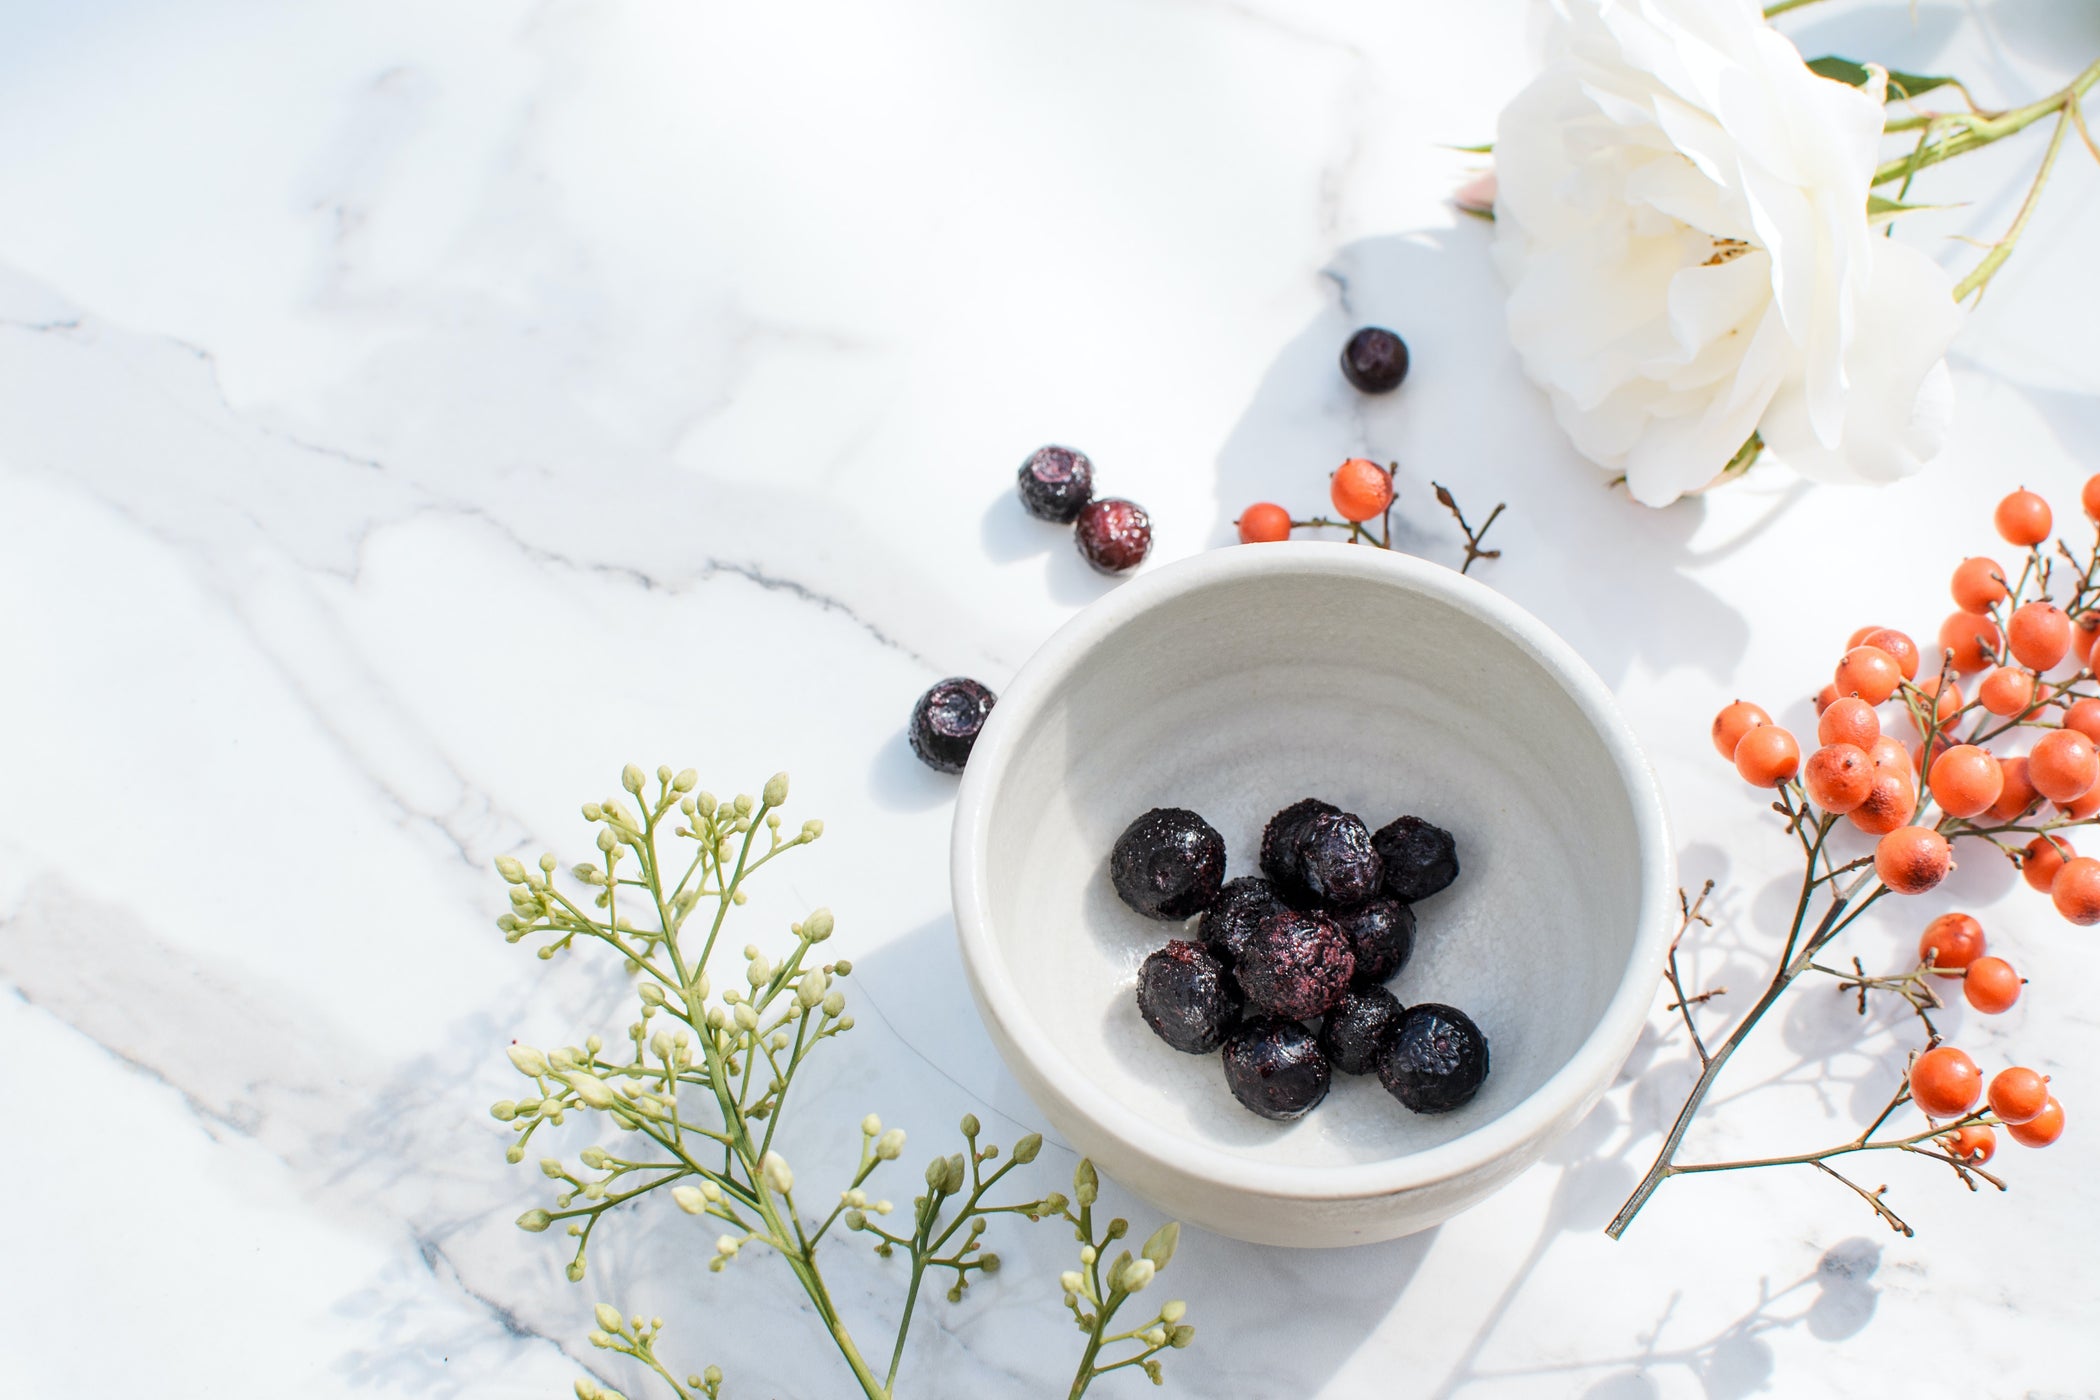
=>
[868,727,966,813]
[1209,226,1780,690]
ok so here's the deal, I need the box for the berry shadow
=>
[1211,225,1775,689]
[866,725,971,813]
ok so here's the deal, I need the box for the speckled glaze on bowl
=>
[951,543,1674,1247]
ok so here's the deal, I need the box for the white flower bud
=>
[715,1235,740,1257]
[595,1303,624,1332]
[517,1209,552,1233]
[671,1185,708,1214]
[875,1128,906,1160]
[803,908,834,941]
[1059,1270,1084,1294]
[650,1030,675,1060]
[621,764,644,794]
[801,819,824,840]
[508,1044,549,1077]
[701,1180,723,1202]
[1160,1299,1186,1323]
[763,772,789,807]
[490,1100,517,1121]
[747,956,771,987]
[540,1157,565,1178]
[673,768,698,792]
[761,1151,795,1194]
[821,990,846,1018]
[798,969,828,1008]
[1120,1259,1155,1293]
[564,1072,617,1110]
[861,1113,882,1137]
[495,855,528,883]
[732,1004,758,1031]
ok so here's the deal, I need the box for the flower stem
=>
[1952,105,2073,302]
[1871,56,2100,189]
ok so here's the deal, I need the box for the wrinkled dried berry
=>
[1221,1018,1330,1120]
[1109,808,1226,920]
[1236,907,1355,1020]
[1318,984,1404,1075]
[1135,940,1242,1054]
[1341,326,1410,394]
[1074,498,1153,575]
[907,677,996,774]
[1334,898,1415,984]
[1016,445,1095,524]
[1199,876,1282,966]
[1259,798,1338,897]
[1374,815,1460,903]
[1377,1002,1490,1113]
[1295,810,1384,908]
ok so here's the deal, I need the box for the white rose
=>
[1492,0,1963,506]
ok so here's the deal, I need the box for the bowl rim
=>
[951,542,1675,1200]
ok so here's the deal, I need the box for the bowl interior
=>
[979,556,1645,1171]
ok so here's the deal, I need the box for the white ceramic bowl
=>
[951,543,1674,1247]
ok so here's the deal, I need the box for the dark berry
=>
[1295,810,1384,908]
[1318,984,1404,1075]
[907,677,996,774]
[1340,326,1410,394]
[1221,1018,1330,1120]
[1334,898,1415,984]
[1109,808,1226,920]
[1135,940,1242,1054]
[1199,876,1282,965]
[1016,445,1095,524]
[1373,816,1460,903]
[1259,798,1337,901]
[1235,907,1354,1020]
[1074,498,1152,575]
[1377,1002,1490,1113]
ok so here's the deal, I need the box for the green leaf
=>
[1866,193,1941,222]
[1441,141,1494,154]
[1807,55,1958,102]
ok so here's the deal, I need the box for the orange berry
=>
[1236,502,1293,544]
[1963,955,2022,1013]
[1910,675,1962,732]
[1928,744,2003,819]
[1868,735,1914,777]
[1834,646,1902,705]
[1978,667,2038,717]
[1951,557,2009,613]
[2051,855,2100,925]
[1940,1123,1997,1164]
[1734,725,1800,787]
[1876,826,1952,894]
[1814,683,1840,715]
[1804,744,1874,814]
[1329,458,1394,522]
[1846,625,1879,649]
[1817,696,1880,750]
[2030,729,2098,803]
[1918,912,1986,976]
[2056,781,2100,821]
[1711,700,1771,761]
[1938,611,2001,673]
[2089,626,2100,675]
[1858,628,1920,682]
[2064,698,2100,743]
[1910,1045,1983,1118]
[2008,601,2072,671]
[2084,474,2100,521]
[2006,1096,2065,1148]
[1848,772,1915,835]
[1988,1067,2050,1125]
[2023,834,2075,892]
[1990,756,2039,822]
[1995,488,2052,547]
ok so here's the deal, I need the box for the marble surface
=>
[3,1,2098,1395]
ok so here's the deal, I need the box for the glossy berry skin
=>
[1814,684,1839,715]
[1804,744,1873,814]
[1109,808,1226,921]
[1330,458,1395,523]
[1236,907,1356,1020]
[1015,445,1095,523]
[1939,611,2001,673]
[1834,646,1902,705]
[2006,1096,2065,1148]
[1909,1045,1982,1119]
[1293,810,1385,908]
[1260,799,1339,891]
[1950,557,2009,613]
[1868,734,1914,777]
[1340,326,1410,393]
[2064,698,2100,743]
[908,677,996,774]
[1858,628,1920,681]
[1928,745,2002,819]
[2008,602,2072,672]
[1942,1124,1996,1165]
[1995,488,2052,546]
[1318,984,1405,1075]
[1990,757,2039,822]
[1847,772,1915,836]
[1198,876,1283,965]
[2029,729,2098,804]
[2085,474,2100,521]
[1734,725,1800,786]
[1988,1067,2050,1125]
[1238,502,1293,544]
[1817,696,1879,750]
[2023,834,2074,893]
[1373,815,1461,904]
[1134,941,1243,1053]
[1334,898,1416,984]
[2050,855,2100,925]
[1221,1018,1331,1120]
[1377,1003,1491,1114]
[1074,498,1153,574]
[1712,700,1771,760]
[1918,912,1986,976]
[1962,955,2021,1013]
[1978,667,2037,717]
[1876,826,1951,895]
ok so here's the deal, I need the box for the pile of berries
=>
[1016,445,1154,575]
[1110,799,1486,1122]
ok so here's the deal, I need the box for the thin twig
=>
[1432,481,1506,574]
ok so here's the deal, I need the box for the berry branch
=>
[1609,486,2083,1240]
[1236,459,1508,576]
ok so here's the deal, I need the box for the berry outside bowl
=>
[950,542,1675,1247]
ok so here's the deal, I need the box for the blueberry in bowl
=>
[1377,1003,1490,1114]
[1333,898,1414,984]
[1135,940,1243,1054]
[1109,808,1226,920]
[1374,815,1460,904]
[1222,1019,1331,1121]
[1198,876,1282,966]
[1234,906,1355,1021]
[1318,984,1405,1076]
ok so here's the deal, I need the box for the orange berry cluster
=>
[1910,1047,2064,1163]
[1237,459,1396,543]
